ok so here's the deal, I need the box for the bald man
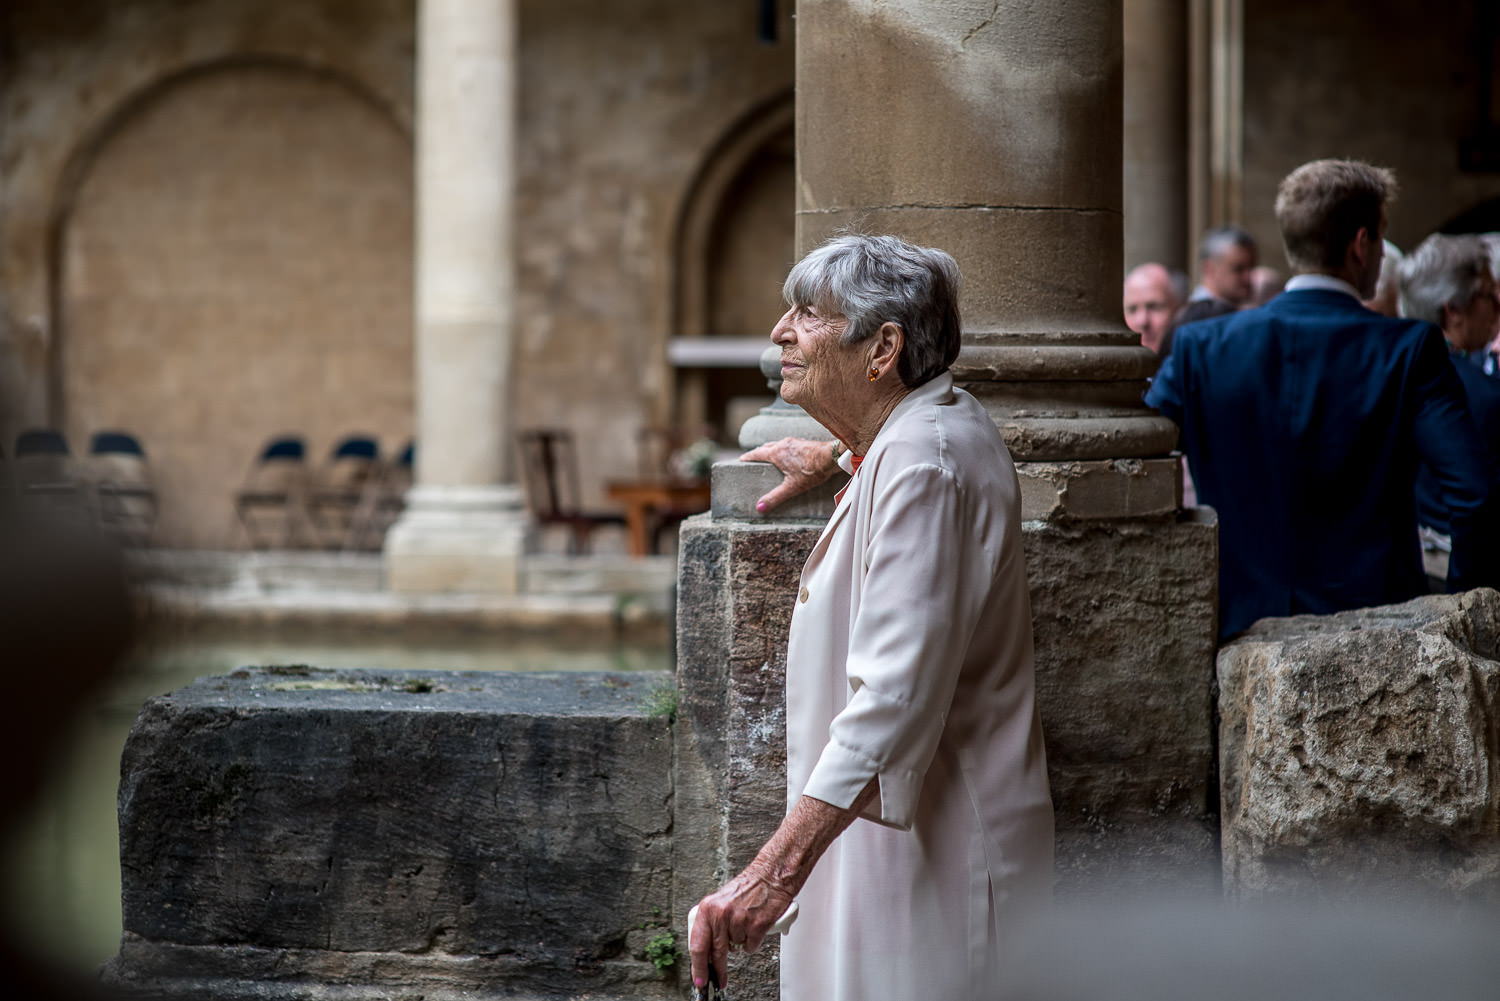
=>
[1123,262,1183,353]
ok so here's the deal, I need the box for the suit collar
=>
[1270,287,1374,316]
[1284,273,1362,299]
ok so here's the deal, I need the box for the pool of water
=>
[0,627,670,974]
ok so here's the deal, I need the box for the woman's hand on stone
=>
[739,437,838,513]
[688,867,795,992]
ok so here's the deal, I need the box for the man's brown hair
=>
[1274,159,1397,272]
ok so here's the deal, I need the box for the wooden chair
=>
[306,434,382,549]
[516,429,624,554]
[89,430,158,545]
[233,435,310,549]
[14,429,89,521]
[344,440,413,551]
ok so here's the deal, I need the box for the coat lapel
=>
[801,475,856,578]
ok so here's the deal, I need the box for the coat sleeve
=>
[799,462,1007,830]
[1144,339,1185,424]
[1408,330,1500,590]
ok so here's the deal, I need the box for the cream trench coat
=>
[778,373,1053,1001]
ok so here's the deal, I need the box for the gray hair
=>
[1397,234,1492,325]
[1480,232,1500,277]
[1375,239,1404,295]
[1198,224,1257,262]
[782,234,962,389]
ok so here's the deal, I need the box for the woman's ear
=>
[873,322,904,376]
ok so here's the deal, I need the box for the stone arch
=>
[47,57,414,547]
[668,90,794,435]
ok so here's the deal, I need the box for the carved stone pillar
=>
[1124,0,1190,272]
[385,0,528,593]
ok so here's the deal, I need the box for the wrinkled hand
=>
[739,437,838,513]
[688,866,795,992]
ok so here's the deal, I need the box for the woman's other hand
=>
[688,866,795,992]
[739,437,839,513]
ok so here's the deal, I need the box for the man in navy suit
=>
[1147,160,1500,640]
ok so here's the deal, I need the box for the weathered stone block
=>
[711,460,846,521]
[675,515,822,1001]
[1016,457,1180,521]
[674,506,1221,1001]
[1026,509,1221,894]
[1219,590,1500,903]
[106,667,678,1000]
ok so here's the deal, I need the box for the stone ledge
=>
[713,455,1185,522]
[103,935,676,1001]
[710,460,845,521]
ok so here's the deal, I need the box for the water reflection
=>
[1,626,669,974]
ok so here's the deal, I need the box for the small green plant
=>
[645,930,678,973]
[643,682,678,722]
[404,678,434,694]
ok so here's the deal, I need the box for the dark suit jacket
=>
[1416,352,1500,534]
[1146,287,1500,639]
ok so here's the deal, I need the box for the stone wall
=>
[61,62,415,548]
[1240,1,1500,259]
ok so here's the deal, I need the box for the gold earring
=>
[868,367,879,382]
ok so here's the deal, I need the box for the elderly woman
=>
[688,234,1053,1000]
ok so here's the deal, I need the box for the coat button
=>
[798,586,810,603]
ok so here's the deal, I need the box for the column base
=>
[1017,457,1181,520]
[383,485,529,594]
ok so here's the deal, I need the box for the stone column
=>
[795,0,1179,492]
[385,0,528,594]
[678,10,1220,993]
[1124,0,1190,271]
[1188,0,1245,243]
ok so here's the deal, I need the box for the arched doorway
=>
[672,93,794,443]
[51,60,413,547]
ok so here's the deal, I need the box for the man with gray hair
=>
[1192,224,1258,307]
[1398,233,1500,550]
[1148,159,1500,639]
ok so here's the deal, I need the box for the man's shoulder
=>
[1236,291,1435,341]
[1161,296,1442,378]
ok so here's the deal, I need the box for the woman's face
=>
[772,303,869,421]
